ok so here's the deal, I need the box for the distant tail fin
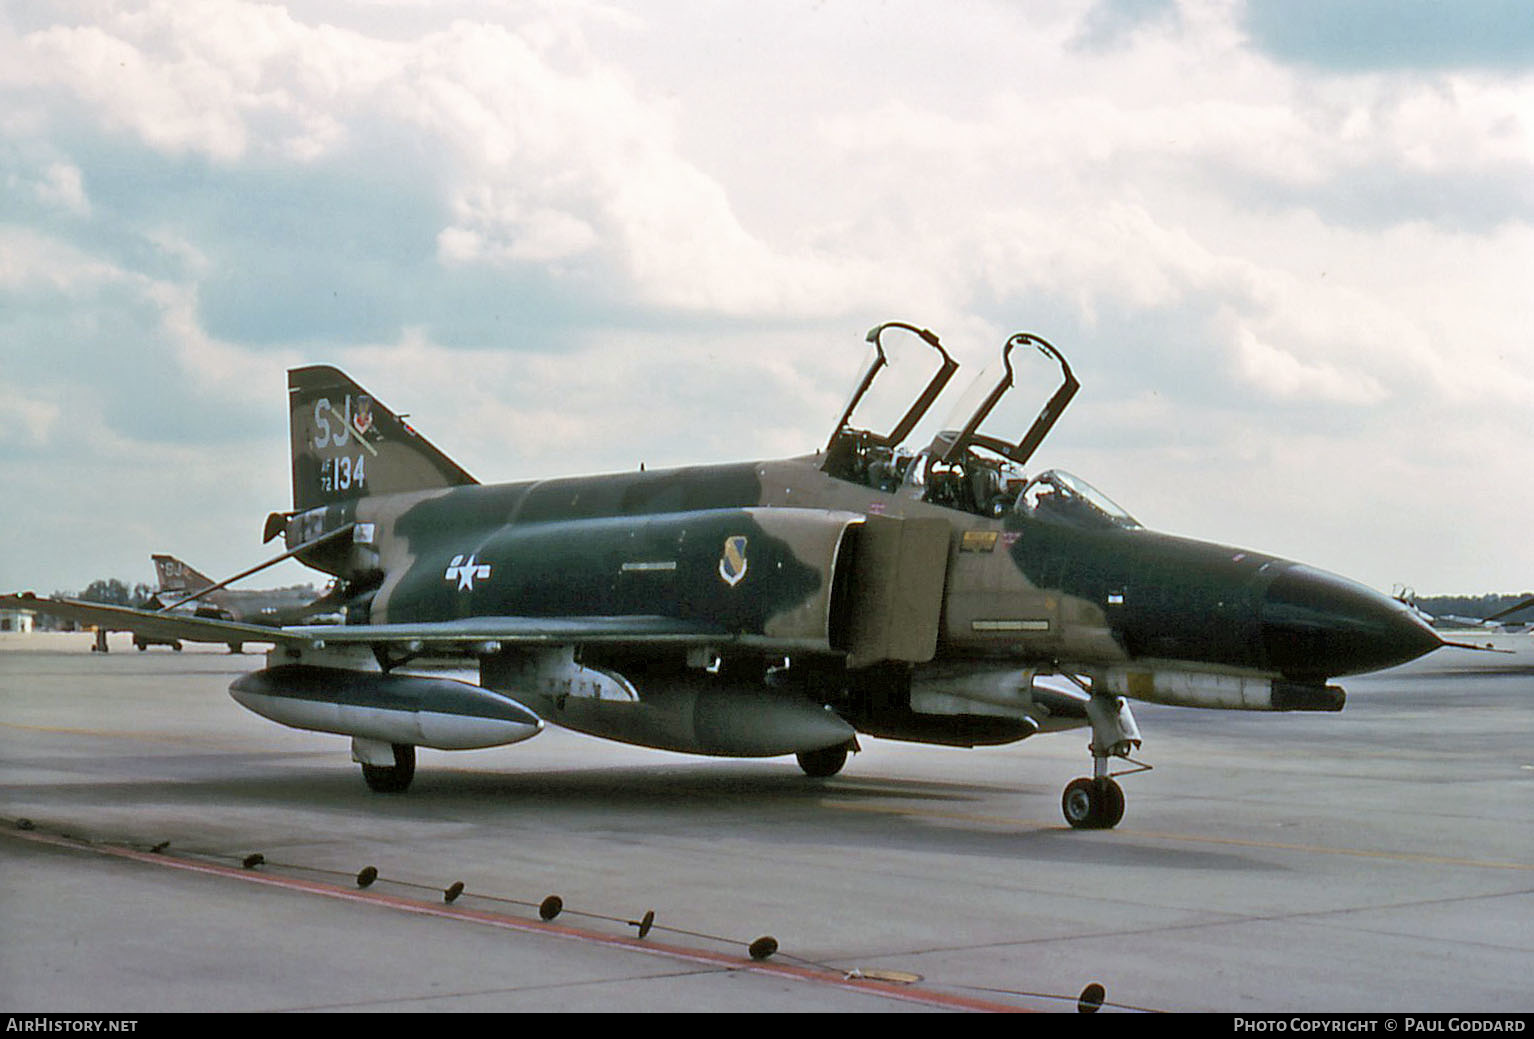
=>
[151,554,214,595]
[288,366,478,512]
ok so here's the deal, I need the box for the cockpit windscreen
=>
[1016,469,1141,531]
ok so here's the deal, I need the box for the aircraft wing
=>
[5,593,730,653]
[286,616,729,649]
[0,594,310,648]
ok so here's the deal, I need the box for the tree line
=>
[1414,592,1534,622]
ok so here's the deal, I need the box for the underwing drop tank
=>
[229,665,543,749]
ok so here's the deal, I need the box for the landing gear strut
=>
[359,742,416,793]
[1060,675,1146,830]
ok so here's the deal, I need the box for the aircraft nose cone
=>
[1261,565,1441,679]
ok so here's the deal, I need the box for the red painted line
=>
[6,826,1032,1013]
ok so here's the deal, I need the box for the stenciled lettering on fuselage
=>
[445,554,492,592]
[718,535,749,587]
[311,394,374,495]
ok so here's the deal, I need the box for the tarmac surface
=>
[1,630,1530,1013]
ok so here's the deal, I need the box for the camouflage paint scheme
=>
[284,359,1436,679]
[4,325,1447,827]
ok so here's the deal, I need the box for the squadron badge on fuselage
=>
[718,536,749,587]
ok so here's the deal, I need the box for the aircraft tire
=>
[361,743,416,793]
[1062,777,1124,829]
[797,744,848,778]
[1096,777,1125,828]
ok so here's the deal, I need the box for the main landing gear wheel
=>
[1062,776,1125,830]
[797,743,849,778]
[361,743,416,793]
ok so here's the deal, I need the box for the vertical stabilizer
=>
[152,555,213,596]
[288,366,478,512]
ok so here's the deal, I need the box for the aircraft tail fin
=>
[288,366,479,512]
[151,555,214,596]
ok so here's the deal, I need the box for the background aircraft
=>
[1393,585,1534,634]
[92,555,335,652]
[150,553,335,635]
[4,323,1454,828]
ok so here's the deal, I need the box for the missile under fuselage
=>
[229,664,543,749]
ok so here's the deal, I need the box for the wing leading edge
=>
[2,594,729,654]
[288,615,730,649]
[1,595,312,648]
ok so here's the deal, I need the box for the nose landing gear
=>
[1060,676,1148,830]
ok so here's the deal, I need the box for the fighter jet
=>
[4,323,1456,828]
[151,553,323,623]
[1393,586,1534,633]
[144,553,337,651]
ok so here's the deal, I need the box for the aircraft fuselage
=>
[285,452,1439,716]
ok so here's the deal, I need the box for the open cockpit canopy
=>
[929,332,1079,469]
[821,322,958,490]
[822,323,1102,522]
[900,331,1081,518]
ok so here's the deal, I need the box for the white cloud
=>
[0,0,1530,593]
[1230,323,1388,404]
[33,161,90,214]
[0,227,120,291]
[0,387,61,448]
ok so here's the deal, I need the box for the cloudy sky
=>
[2,0,1530,599]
